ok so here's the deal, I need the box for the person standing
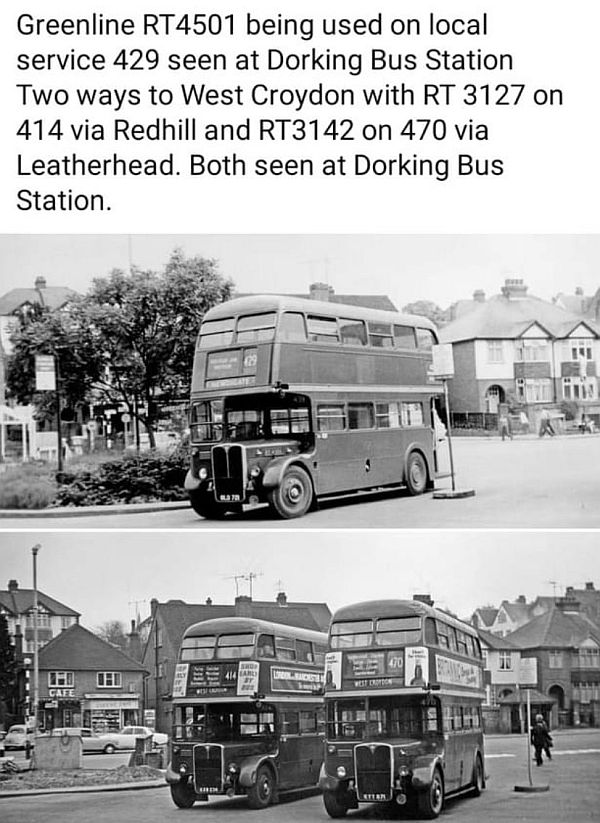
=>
[530,714,553,765]
[499,412,513,441]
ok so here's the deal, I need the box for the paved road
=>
[1,731,598,822]
[3,435,600,529]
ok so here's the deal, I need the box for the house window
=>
[562,377,597,401]
[49,671,74,687]
[570,339,593,361]
[487,341,504,363]
[515,340,550,362]
[516,378,552,403]
[577,648,600,668]
[548,650,563,668]
[97,672,122,688]
[61,617,73,629]
[499,652,512,670]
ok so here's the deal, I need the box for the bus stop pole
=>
[443,379,456,492]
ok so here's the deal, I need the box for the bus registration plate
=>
[218,494,241,502]
[196,786,220,794]
[363,793,388,802]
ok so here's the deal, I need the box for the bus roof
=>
[182,615,327,645]
[202,295,437,332]
[331,599,479,637]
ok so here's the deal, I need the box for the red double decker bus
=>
[166,617,327,809]
[319,599,485,819]
[186,295,443,519]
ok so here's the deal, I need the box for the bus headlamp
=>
[327,744,337,755]
[228,762,239,775]
[336,766,347,778]
[179,764,188,775]
[198,467,208,480]
[249,467,261,478]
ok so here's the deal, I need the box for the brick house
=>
[30,624,148,732]
[506,598,600,728]
[0,579,80,655]
[440,278,600,427]
[141,592,331,734]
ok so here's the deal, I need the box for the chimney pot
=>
[413,594,434,607]
[585,582,595,591]
[309,282,334,302]
[473,289,486,303]
[8,580,19,592]
[34,276,47,290]
[276,592,288,606]
[206,597,213,606]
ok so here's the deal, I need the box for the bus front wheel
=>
[189,490,229,520]
[268,466,313,519]
[405,451,428,495]
[470,755,484,796]
[323,789,349,818]
[247,765,276,809]
[170,780,196,809]
[417,768,444,819]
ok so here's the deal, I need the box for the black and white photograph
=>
[0,531,599,822]
[1,234,600,528]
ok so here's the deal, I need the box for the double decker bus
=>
[186,295,443,519]
[166,616,327,809]
[319,599,485,819]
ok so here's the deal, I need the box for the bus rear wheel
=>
[189,490,229,520]
[323,789,349,818]
[268,466,313,519]
[405,451,428,495]
[417,768,444,819]
[170,780,197,809]
[247,765,275,809]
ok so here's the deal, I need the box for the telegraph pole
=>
[32,543,41,735]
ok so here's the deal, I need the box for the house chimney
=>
[206,597,213,606]
[413,594,434,607]
[14,624,23,662]
[566,586,574,595]
[516,595,526,604]
[150,598,159,616]
[309,282,334,302]
[473,289,486,303]
[585,582,595,591]
[556,596,580,613]
[127,619,142,661]
[34,276,47,290]
[501,278,528,299]
[235,595,252,617]
[575,287,584,296]
[8,580,19,592]
[276,592,288,607]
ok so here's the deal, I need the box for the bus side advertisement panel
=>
[270,666,324,693]
[435,654,482,689]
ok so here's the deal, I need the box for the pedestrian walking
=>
[538,408,555,437]
[499,412,513,441]
[530,714,553,766]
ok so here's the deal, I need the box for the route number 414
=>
[17,119,63,140]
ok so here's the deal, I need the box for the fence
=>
[450,412,499,431]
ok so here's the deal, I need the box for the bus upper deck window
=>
[416,327,435,350]
[307,315,339,344]
[198,318,234,348]
[236,312,276,343]
[280,312,307,342]
[340,318,367,346]
[368,322,394,348]
[394,324,417,349]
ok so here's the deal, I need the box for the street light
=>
[32,543,41,736]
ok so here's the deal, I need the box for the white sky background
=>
[1,531,598,630]
[1,234,600,312]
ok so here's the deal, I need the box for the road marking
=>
[487,754,515,759]
[488,749,600,759]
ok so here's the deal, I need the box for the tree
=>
[0,613,17,728]
[7,249,234,444]
[95,620,129,651]
[402,300,448,327]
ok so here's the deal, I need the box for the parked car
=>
[51,727,119,754]
[4,725,35,750]
[98,726,168,750]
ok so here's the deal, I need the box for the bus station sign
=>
[35,354,56,390]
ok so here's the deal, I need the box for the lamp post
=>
[32,543,41,735]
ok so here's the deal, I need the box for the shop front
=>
[82,694,142,732]
[41,696,82,731]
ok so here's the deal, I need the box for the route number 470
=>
[17,119,63,140]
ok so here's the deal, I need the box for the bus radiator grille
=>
[193,744,223,793]
[355,744,393,801]
[212,444,246,501]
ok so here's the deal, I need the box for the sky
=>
[2,234,600,312]
[1,531,598,630]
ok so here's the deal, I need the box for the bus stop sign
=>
[431,344,454,379]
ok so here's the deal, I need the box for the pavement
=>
[0,500,189,519]
[0,778,168,798]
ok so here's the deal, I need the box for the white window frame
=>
[562,376,597,401]
[48,671,74,687]
[487,340,504,363]
[97,671,122,688]
[499,651,512,671]
[515,378,552,403]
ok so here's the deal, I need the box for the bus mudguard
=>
[318,762,341,792]
[261,456,312,490]
[411,755,444,790]
[238,754,278,788]
[184,469,202,491]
